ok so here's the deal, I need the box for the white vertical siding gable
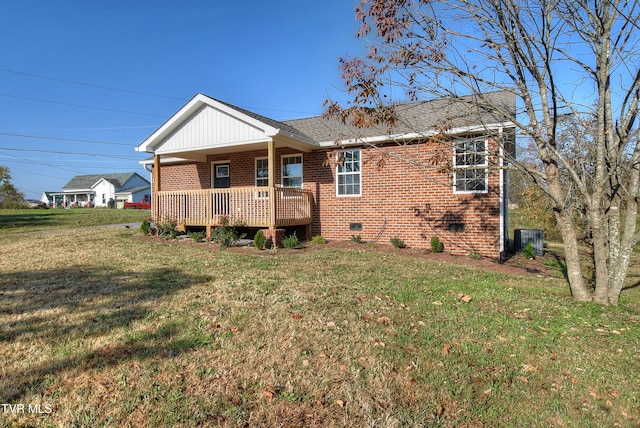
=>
[157,105,270,154]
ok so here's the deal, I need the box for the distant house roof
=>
[116,185,150,195]
[63,172,149,190]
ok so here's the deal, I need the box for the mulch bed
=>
[134,234,561,279]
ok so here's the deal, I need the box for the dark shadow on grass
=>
[622,278,640,291]
[0,265,207,403]
[0,210,63,231]
[549,253,568,280]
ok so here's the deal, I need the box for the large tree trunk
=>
[590,209,611,304]
[555,208,591,301]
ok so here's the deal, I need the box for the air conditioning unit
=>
[514,229,544,256]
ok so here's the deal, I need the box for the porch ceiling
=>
[150,135,315,163]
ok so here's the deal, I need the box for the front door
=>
[214,163,231,188]
[213,163,230,216]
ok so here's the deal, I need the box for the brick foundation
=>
[261,229,286,248]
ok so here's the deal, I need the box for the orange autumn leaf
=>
[442,344,451,356]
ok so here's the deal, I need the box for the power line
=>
[0,125,156,132]
[0,67,186,101]
[0,67,319,117]
[0,132,134,146]
[0,93,167,117]
[0,147,139,160]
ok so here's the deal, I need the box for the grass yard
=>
[0,208,149,235]
[0,226,639,427]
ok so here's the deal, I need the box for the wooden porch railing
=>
[153,187,313,228]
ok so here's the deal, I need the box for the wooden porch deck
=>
[153,187,313,230]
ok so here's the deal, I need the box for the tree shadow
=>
[0,210,63,231]
[0,265,206,403]
[411,195,501,257]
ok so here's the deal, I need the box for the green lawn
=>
[0,208,149,235]
[0,225,638,427]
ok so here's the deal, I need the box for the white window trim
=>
[254,157,269,199]
[281,153,303,189]
[453,139,488,194]
[255,157,269,187]
[336,149,362,197]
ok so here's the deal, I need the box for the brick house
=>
[136,92,515,259]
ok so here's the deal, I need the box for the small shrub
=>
[211,224,245,249]
[468,250,482,260]
[390,236,406,249]
[350,234,363,243]
[157,220,178,239]
[542,258,561,268]
[140,218,151,235]
[523,241,536,259]
[430,236,443,253]
[188,230,206,242]
[282,232,300,249]
[253,230,267,250]
[311,235,327,244]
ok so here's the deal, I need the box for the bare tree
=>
[0,166,24,208]
[327,0,640,305]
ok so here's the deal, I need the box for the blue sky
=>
[0,1,364,199]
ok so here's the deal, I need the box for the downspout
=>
[498,128,506,261]
[268,139,276,229]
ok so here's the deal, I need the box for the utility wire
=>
[0,67,318,117]
[0,132,134,146]
[0,147,139,160]
[0,125,156,132]
[0,67,185,101]
[0,93,167,117]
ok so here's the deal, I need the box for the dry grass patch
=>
[1,227,639,427]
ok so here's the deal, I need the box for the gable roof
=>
[62,172,148,190]
[136,94,318,160]
[137,91,515,160]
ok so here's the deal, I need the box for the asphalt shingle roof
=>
[62,172,147,190]
[283,91,515,143]
[201,95,316,143]
[116,185,151,194]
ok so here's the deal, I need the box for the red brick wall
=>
[157,141,504,258]
[303,141,503,258]
[158,162,211,191]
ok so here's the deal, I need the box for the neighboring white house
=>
[114,185,151,209]
[42,172,150,208]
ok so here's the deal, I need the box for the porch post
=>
[268,140,276,229]
[152,154,161,225]
[153,154,161,192]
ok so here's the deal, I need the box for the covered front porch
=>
[137,94,319,240]
[154,186,313,237]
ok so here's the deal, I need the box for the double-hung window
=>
[281,155,303,188]
[255,158,269,198]
[453,139,488,193]
[336,149,361,196]
[255,158,269,187]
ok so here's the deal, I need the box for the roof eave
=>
[317,121,515,147]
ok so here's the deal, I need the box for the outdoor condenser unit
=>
[514,229,544,256]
